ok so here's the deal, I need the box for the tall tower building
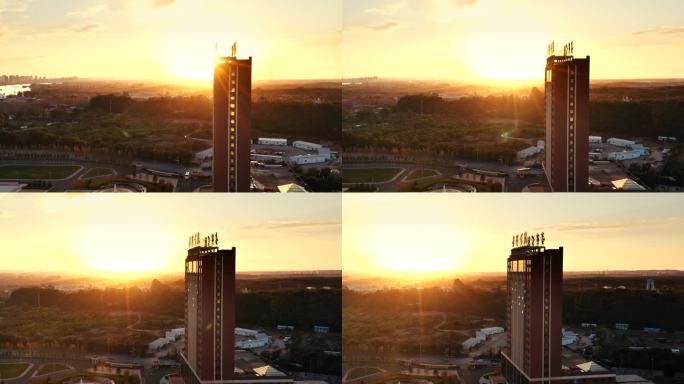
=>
[182,233,236,384]
[544,42,590,192]
[502,233,615,384]
[502,233,563,384]
[213,43,252,192]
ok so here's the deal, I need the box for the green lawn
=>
[344,168,402,183]
[0,165,80,180]
[0,362,30,379]
[346,367,382,380]
[404,168,439,180]
[35,363,70,376]
[81,167,115,179]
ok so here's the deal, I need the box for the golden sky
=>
[0,194,341,278]
[343,0,684,82]
[343,194,684,277]
[0,0,341,82]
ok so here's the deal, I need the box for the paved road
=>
[0,159,134,192]
[343,354,490,384]
[0,351,179,384]
[344,160,545,192]
[0,159,211,192]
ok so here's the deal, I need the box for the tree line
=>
[4,280,341,331]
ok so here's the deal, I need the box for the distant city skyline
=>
[343,0,684,82]
[0,0,341,82]
[0,194,341,276]
[343,194,684,277]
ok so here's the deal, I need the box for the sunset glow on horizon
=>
[343,194,684,278]
[343,0,684,83]
[0,0,341,82]
[0,194,341,278]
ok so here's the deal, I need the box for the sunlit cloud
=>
[0,0,33,14]
[364,1,406,15]
[536,217,684,233]
[633,25,684,36]
[345,20,405,34]
[71,23,102,34]
[67,3,106,18]
[452,0,477,8]
[152,0,175,9]
[239,219,341,231]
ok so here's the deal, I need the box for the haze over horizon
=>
[0,194,341,278]
[0,0,341,82]
[343,0,684,83]
[343,194,684,277]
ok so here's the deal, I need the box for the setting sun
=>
[75,227,175,275]
[344,199,472,277]
[161,39,216,81]
[464,35,549,82]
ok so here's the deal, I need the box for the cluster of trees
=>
[346,91,684,161]
[4,280,341,331]
[236,290,341,332]
[345,285,684,332]
[605,348,684,378]
[1,94,340,165]
[394,90,545,123]
[563,289,684,331]
[343,285,506,320]
[292,166,341,192]
[86,94,342,141]
[591,101,684,137]
[392,92,684,138]
[253,102,341,141]
[5,279,184,316]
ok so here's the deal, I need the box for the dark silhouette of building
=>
[544,44,590,192]
[180,233,294,384]
[501,233,615,384]
[181,233,236,383]
[213,43,252,192]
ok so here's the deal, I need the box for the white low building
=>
[608,150,643,161]
[462,337,483,351]
[562,329,578,346]
[166,328,185,340]
[517,146,542,160]
[293,140,322,151]
[318,147,332,160]
[149,336,175,351]
[589,136,603,144]
[194,148,213,164]
[236,337,269,349]
[235,328,259,337]
[289,154,327,165]
[480,326,504,336]
[607,138,636,148]
[251,153,283,163]
[517,140,545,160]
[258,138,287,146]
[235,328,270,349]
[658,136,677,142]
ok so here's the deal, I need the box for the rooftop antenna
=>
[231,41,237,57]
